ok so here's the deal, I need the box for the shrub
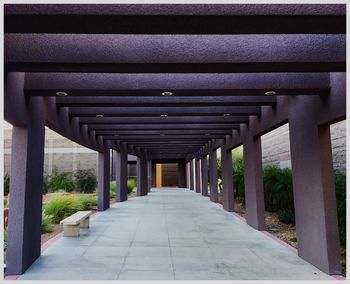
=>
[74,169,97,193]
[47,170,75,193]
[127,179,136,194]
[79,195,98,210]
[334,169,346,247]
[263,166,294,213]
[42,174,50,194]
[41,213,53,234]
[278,211,295,225]
[4,173,10,196]
[110,181,116,198]
[44,194,83,223]
[232,152,245,204]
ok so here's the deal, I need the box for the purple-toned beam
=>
[5,35,345,73]
[209,142,219,202]
[68,106,261,117]
[79,116,250,124]
[88,124,240,130]
[4,4,345,34]
[220,138,234,212]
[115,143,128,202]
[6,96,45,275]
[201,155,208,196]
[56,96,277,106]
[104,135,226,140]
[97,149,110,211]
[137,154,148,196]
[178,160,187,188]
[195,158,201,193]
[24,73,330,92]
[95,130,233,135]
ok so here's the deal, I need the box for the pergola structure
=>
[4,4,346,277]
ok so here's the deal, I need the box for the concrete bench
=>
[60,211,93,237]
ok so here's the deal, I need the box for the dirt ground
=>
[218,192,346,276]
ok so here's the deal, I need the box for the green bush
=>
[79,195,98,210]
[278,211,295,225]
[232,152,245,204]
[263,166,294,213]
[127,179,136,194]
[334,169,346,247]
[110,181,116,198]
[74,169,97,193]
[41,213,53,234]
[44,194,83,223]
[47,170,75,193]
[4,173,10,196]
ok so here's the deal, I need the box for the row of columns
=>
[6,125,153,274]
[186,121,341,275]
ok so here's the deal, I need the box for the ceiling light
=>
[160,114,167,117]
[223,113,231,116]
[264,90,276,96]
[161,91,173,96]
[96,114,104,118]
[56,91,68,97]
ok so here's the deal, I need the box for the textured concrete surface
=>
[19,188,333,280]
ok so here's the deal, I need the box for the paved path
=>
[19,188,332,280]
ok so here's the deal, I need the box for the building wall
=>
[4,127,98,176]
[261,120,346,173]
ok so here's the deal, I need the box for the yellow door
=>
[156,164,162,187]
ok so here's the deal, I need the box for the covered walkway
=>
[19,188,331,280]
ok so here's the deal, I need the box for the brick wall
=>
[261,120,346,173]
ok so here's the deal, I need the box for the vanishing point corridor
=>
[19,188,332,280]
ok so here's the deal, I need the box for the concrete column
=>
[98,149,110,211]
[147,160,152,192]
[151,161,156,187]
[6,97,45,275]
[221,140,234,212]
[195,159,201,193]
[289,121,341,274]
[189,160,194,190]
[111,150,117,181]
[115,146,128,202]
[178,160,187,188]
[201,156,208,196]
[209,146,218,202]
[243,135,265,230]
[137,155,148,196]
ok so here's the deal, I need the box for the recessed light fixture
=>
[160,114,168,117]
[161,91,173,96]
[264,90,277,96]
[96,114,104,118]
[56,91,68,97]
[223,113,231,116]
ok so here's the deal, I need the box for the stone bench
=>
[60,211,93,237]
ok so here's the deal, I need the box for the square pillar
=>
[98,149,110,211]
[147,160,152,192]
[289,120,341,274]
[151,161,157,187]
[243,135,265,230]
[115,146,128,202]
[189,160,194,190]
[137,155,148,196]
[195,159,201,193]
[201,156,208,196]
[178,160,187,188]
[209,146,218,202]
[221,140,234,212]
[6,97,45,275]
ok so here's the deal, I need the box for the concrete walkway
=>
[19,188,333,280]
